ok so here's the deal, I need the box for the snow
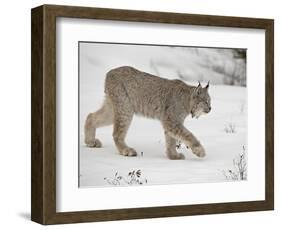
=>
[79,43,247,187]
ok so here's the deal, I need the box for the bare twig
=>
[222,146,247,181]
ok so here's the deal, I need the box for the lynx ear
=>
[195,81,202,95]
[205,81,210,89]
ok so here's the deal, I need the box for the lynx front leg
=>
[164,132,185,160]
[162,121,206,158]
[112,112,137,157]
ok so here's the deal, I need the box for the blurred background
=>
[80,42,246,87]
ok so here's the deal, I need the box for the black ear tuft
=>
[205,81,210,89]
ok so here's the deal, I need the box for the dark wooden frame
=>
[31,4,274,225]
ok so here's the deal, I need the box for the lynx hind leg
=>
[84,97,113,148]
[108,93,137,157]
[164,132,185,160]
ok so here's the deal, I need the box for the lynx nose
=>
[205,106,211,113]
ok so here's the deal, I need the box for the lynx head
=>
[191,81,211,119]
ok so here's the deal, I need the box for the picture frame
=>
[31,4,274,225]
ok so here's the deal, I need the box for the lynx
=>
[84,66,211,160]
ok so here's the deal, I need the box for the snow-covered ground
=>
[79,81,247,188]
[79,42,247,187]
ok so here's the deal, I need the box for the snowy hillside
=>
[79,42,246,87]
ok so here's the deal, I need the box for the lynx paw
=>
[121,147,137,157]
[86,138,102,148]
[167,152,185,160]
[192,145,206,158]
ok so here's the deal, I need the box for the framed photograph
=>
[31,4,274,225]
